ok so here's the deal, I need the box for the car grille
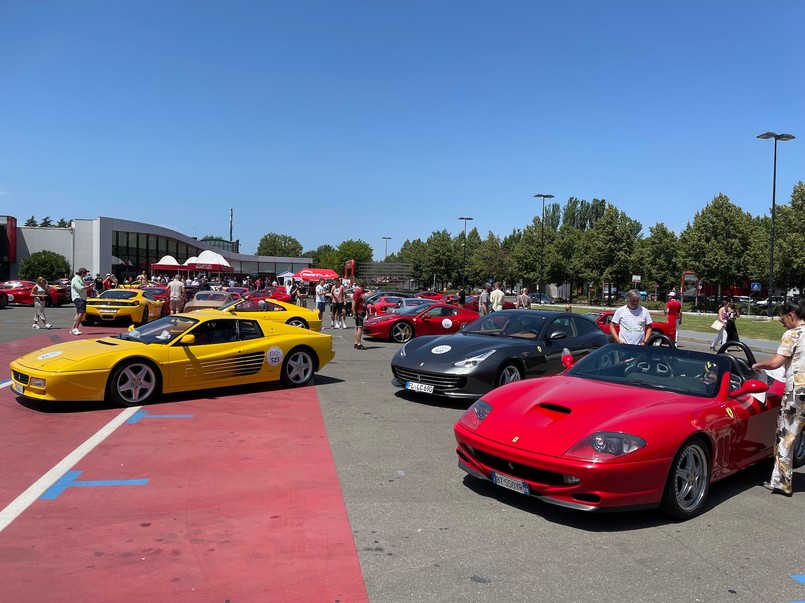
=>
[392,366,464,390]
[12,370,30,385]
[467,445,566,485]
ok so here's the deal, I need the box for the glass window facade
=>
[112,230,203,281]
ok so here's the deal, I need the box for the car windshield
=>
[115,315,199,344]
[462,312,547,337]
[396,305,425,316]
[566,344,730,397]
[194,292,228,302]
[100,290,138,300]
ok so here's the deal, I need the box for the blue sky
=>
[2,1,803,259]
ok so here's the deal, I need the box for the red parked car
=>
[463,294,515,312]
[140,285,170,313]
[363,302,480,343]
[246,287,293,304]
[367,295,407,316]
[416,290,444,301]
[454,341,782,519]
[0,280,60,306]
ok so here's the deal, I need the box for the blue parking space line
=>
[792,574,805,585]
[126,409,193,424]
[40,470,148,500]
[0,379,10,387]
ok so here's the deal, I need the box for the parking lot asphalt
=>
[1,304,804,603]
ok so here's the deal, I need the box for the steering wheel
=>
[624,356,675,378]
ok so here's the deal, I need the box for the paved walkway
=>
[677,329,778,354]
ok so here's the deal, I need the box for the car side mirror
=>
[729,379,769,398]
[549,331,567,340]
[179,334,196,345]
[561,348,574,370]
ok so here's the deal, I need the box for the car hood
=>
[471,375,700,457]
[398,332,537,361]
[12,337,154,372]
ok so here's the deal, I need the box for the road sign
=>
[751,282,762,292]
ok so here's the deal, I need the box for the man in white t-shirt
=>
[610,289,653,345]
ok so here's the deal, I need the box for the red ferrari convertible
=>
[363,302,480,343]
[454,341,783,519]
[246,287,292,303]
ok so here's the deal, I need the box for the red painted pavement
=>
[0,331,368,602]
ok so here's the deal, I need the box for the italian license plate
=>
[492,471,530,496]
[405,381,434,394]
[12,383,24,395]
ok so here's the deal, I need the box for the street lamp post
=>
[458,217,474,290]
[533,194,554,297]
[757,132,795,317]
[382,236,391,261]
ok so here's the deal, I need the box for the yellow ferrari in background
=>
[197,297,324,331]
[10,313,335,406]
[84,288,165,326]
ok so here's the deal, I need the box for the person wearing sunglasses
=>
[752,299,805,496]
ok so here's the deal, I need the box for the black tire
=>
[794,431,805,469]
[286,317,309,329]
[280,347,316,387]
[495,362,523,388]
[661,438,711,520]
[108,359,160,406]
[390,321,414,343]
[138,307,149,326]
[0,294,5,309]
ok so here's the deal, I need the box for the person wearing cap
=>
[664,290,682,344]
[70,267,89,335]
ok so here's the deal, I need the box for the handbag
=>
[710,319,723,330]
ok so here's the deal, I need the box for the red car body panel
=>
[246,287,292,303]
[367,296,407,316]
[363,303,480,342]
[463,295,515,312]
[416,291,444,301]
[454,367,782,513]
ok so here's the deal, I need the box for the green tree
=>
[469,232,508,288]
[545,223,585,301]
[303,244,339,270]
[256,233,303,257]
[678,193,755,293]
[25,216,37,226]
[632,223,681,291]
[56,218,70,228]
[580,204,642,299]
[18,250,72,281]
[416,230,456,289]
[775,181,805,296]
[39,216,54,227]
[398,238,428,283]
[335,240,373,272]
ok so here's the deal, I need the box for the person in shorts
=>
[352,280,368,349]
[315,278,327,320]
[70,267,89,335]
[330,278,346,329]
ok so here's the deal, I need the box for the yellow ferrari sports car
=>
[84,288,166,326]
[10,313,335,406]
[196,297,323,331]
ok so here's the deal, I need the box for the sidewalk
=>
[677,329,778,355]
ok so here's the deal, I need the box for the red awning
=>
[184,262,234,273]
[294,268,339,281]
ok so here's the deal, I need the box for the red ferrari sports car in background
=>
[454,341,782,519]
[363,302,480,343]
[368,295,408,316]
[0,280,60,306]
[586,310,671,340]
[463,294,516,312]
[416,290,444,301]
[246,287,292,303]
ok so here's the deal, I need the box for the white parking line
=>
[0,405,141,533]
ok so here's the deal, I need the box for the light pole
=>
[757,132,795,316]
[458,217,474,290]
[382,236,391,261]
[533,194,554,297]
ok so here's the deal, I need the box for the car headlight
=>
[565,432,646,462]
[453,349,496,368]
[458,400,493,430]
[29,377,46,389]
